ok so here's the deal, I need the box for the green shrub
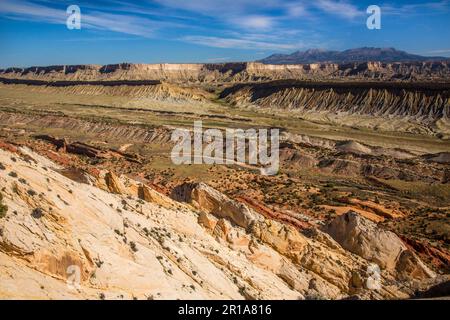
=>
[0,192,8,219]
[31,208,43,219]
[129,241,138,252]
[8,171,18,178]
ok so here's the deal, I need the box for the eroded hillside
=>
[220,81,450,128]
[1,62,449,137]
[0,142,447,299]
[0,60,449,300]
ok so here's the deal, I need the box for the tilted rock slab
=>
[323,211,435,281]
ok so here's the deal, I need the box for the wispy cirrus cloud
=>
[313,0,362,19]
[381,0,450,16]
[182,35,300,51]
[229,15,276,31]
[0,0,159,37]
[152,0,281,17]
[1,0,449,55]
[285,3,310,18]
[0,0,65,24]
[152,0,298,32]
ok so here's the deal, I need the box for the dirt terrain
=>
[0,63,449,299]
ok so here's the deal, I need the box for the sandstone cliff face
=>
[0,146,438,299]
[0,147,303,299]
[323,212,435,281]
[1,61,449,82]
[171,182,264,229]
[169,182,438,298]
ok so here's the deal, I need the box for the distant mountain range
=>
[259,47,449,64]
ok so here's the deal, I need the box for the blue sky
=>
[0,0,449,67]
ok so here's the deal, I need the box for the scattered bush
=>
[31,208,44,219]
[0,192,8,219]
[129,241,138,252]
[94,259,104,268]
[8,171,18,178]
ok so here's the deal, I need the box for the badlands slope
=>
[0,143,442,300]
[1,62,449,137]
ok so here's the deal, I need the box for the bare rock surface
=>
[0,146,440,299]
[323,211,435,280]
[171,182,264,229]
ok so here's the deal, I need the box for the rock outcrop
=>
[171,182,264,229]
[0,146,441,300]
[170,182,437,298]
[34,135,142,163]
[323,211,435,280]
[0,147,302,299]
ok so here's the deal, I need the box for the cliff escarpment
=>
[1,61,450,82]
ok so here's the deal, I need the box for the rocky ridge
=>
[0,144,444,299]
[1,61,450,82]
[260,48,449,64]
[220,80,450,123]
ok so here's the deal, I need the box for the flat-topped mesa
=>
[0,63,240,82]
[1,61,450,82]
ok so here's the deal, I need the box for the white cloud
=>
[0,0,159,37]
[314,0,362,19]
[0,0,65,24]
[152,0,279,16]
[229,15,275,30]
[153,0,282,31]
[382,0,450,15]
[286,3,309,18]
[182,35,298,51]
